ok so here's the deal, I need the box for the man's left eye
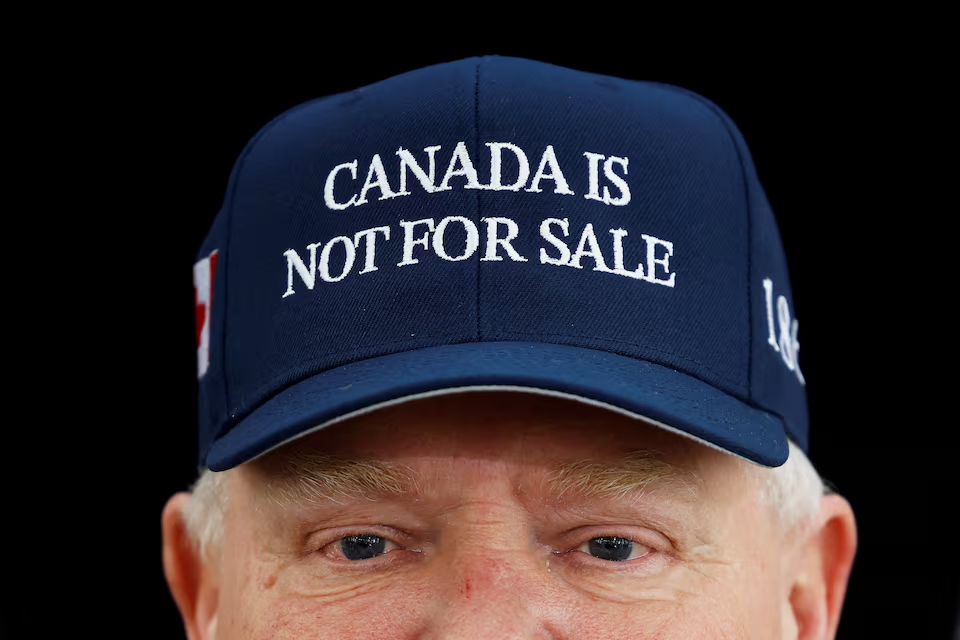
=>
[578,536,650,562]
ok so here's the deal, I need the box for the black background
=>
[13,40,956,639]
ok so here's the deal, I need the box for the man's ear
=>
[162,492,220,640]
[786,493,858,640]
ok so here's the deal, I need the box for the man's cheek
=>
[224,574,431,640]
[271,561,419,603]
[556,551,771,637]
[221,562,752,640]
[564,558,711,605]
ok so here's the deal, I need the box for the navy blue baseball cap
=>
[192,56,809,471]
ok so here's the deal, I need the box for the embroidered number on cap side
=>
[762,278,805,385]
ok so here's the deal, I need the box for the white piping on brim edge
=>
[236,385,780,468]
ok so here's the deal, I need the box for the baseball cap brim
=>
[206,341,789,471]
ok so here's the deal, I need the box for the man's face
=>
[199,391,797,639]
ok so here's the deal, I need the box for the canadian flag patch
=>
[193,250,219,379]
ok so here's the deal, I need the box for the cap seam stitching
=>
[474,59,482,342]
[213,97,343,441]
[489,329,745,392]
[220,331,472,429]
[643,82,756,395]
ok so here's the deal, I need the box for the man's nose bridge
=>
[453,552,519,600]
[426,549,546,638]
[435,535,523,596]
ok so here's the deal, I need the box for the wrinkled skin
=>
[163,392,856,639]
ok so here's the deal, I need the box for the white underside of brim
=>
[245,384,763,467]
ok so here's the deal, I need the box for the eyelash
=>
[570,536,653,563]
[563,525,669,568]
[316,527,418,567]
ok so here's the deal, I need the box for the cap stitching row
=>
[490,329,745,393]
[214,93,348,438]
[474,59,483,343]
[648,81,757,396]
[222,331,471,422]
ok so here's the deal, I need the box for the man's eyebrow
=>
[251,449,700,508]
[544,451,701,503]
[252,451,415,507]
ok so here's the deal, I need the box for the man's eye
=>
[332,534,393,561]
[579,536,650,562]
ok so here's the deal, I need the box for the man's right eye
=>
[328,534,394,561]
